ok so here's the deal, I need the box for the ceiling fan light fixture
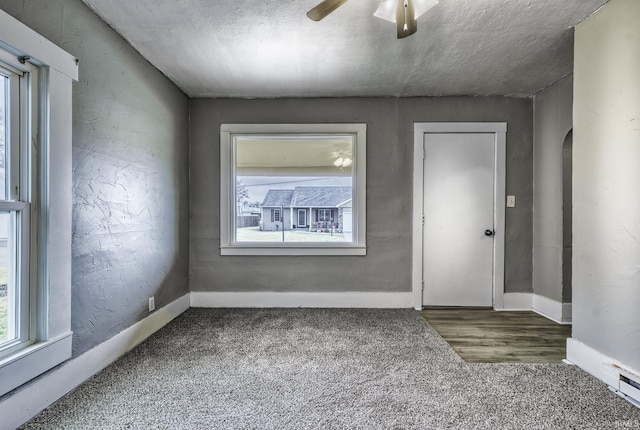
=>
[374,0,438,23]
[333,157,352,168]
[373,0,397,23]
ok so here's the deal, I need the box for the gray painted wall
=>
[190,97,533,294]
[532,76,573,303]
[0,0,190,356]
[573,0,640,370]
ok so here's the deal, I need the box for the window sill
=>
[0,332,72,397]
[220,245,367,256]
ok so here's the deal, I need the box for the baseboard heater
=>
[603,364,640,408]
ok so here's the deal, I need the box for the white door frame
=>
[412,123,507,310]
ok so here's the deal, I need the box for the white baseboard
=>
[499,293,572,324]
[566,338,640,392]
[567,338,612,381]
[190,291,413,308]
[532,294,572,324]
[500,292,533,310]
[0,293,190,430]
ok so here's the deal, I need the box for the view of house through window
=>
[234,136,354,243]
[0,74,10,344]
[0,212,14,345]
[0,65,27,353]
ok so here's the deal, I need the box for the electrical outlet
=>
[148,296,155,312]
[506,195,516,208]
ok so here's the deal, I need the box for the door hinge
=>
[422,215,425,225]
[421,280,424,290]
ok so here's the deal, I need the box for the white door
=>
[422,133,495,307]
[297,209,307,227]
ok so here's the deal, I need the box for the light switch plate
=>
[506,195,516,208]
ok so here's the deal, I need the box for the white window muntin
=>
[220,124,366,256]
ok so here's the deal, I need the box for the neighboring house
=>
[260,187,351,232]
[237,202,261,216]
[236,202,261,228]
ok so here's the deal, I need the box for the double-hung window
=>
[0,9,76,398]
[0,56,31,358]
[220,124,366,256]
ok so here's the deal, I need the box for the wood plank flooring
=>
[421,308,572,363]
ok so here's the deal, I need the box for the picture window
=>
[220,124,366,256]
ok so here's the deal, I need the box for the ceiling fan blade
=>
[307,0,349,21]
[396,0,418,39]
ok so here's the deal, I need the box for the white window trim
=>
[0,9,77,397]
[220,123,366,256]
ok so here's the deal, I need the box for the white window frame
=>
[0,9,77,397]
[220,123,367,256]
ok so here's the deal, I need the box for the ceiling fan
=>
[307,0,439,39]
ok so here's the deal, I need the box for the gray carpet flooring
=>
[22,309,640,429]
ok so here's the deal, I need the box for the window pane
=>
[0,212,16,346]
[235,137,353,243]
[0,75,6,201]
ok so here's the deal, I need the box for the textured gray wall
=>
[190,97,533,294]
[573,0,640,370]
[532,76,573,303]
[0,0,190,356]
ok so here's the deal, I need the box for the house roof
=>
[261,186,352,208]
[261,190,295,207]
[291,187,352,208]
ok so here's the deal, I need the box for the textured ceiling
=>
[81,0,608,98]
